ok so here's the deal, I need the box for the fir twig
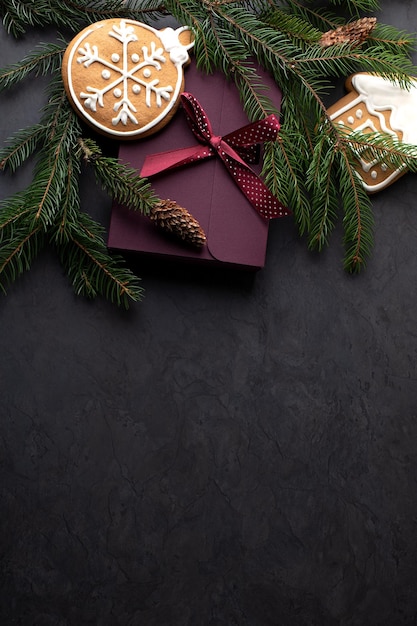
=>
[306,132,340,250]
[77,138,158,215]
[0,0,168,36]
[0,124,47,172]
[0,196,35,291]
[55,211,143,307]
[0,41,66,91]
[263,132,311,235]
[338,148,374,273]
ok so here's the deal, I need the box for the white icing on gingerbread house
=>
[329,73,417,191]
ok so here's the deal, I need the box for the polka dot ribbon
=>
[140,92,291,220]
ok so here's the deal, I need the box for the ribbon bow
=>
[141,92,290,220]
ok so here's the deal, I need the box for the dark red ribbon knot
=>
[140,92,291,220]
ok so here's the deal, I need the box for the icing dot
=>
[131,53,140,63]
[111,53,120,63]
[102,69,111,79]
[113,88,122,97]
[132,84,141,94]
[356,109,363,119]
[371,170,378,179]
[143,68,151,78]
[347,116,355,124]
[381,164,388,172]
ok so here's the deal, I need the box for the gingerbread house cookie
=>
[327,72,417,192]
[62,19,194,139]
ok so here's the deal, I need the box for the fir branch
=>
[0,192,46,292]
[61,0,168,29]
[279,2,344,32]
[204,15,280,119]
[347,46,416,87]
[28,86,81,229]
[306,133,339,249]
[291,43,415,86]
[261,6,322,45]
[0,0,167,36]
[330,0,379,16]
[292,41,367,77]
[55,210,143,307]
[52,147,82,245]
[369,23,416,55]
[217,5,301,76]
[304,125,375,271]
[190,15,219,73]
[0,0,56,36]
[0,41,66,91]
[211,4,333,119]
[78,138,158,215]
[63,0,167,20]
[0,124,47,173]
[328,0,380,14]
[234,66,281,119]
[337,149,374,273]
[0,214,45,294]
[0,193,31,242]
[202,15,247,74]
[263,132,311,235]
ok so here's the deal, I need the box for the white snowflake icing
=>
[76,20,179,127]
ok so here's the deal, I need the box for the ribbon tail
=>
[242,174,291,220]
[141,145,212,178]
[222,156,291,220]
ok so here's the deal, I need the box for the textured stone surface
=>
[2,5,417,625]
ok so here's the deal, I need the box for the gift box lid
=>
[108,62,283,269]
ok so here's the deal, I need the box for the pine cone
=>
[149,199,207,248]
[319,17,377,48]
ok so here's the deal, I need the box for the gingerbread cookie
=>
[62,19,194,139]
[327,72,417,192]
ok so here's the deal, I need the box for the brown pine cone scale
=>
[149,199,207,248]
[320,17,377,48]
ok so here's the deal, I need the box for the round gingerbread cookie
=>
[327,72,417,193]
[62,19,194,140]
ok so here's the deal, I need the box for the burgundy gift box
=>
[108,63,283,270]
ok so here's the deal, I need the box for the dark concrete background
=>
[1,3,417,625]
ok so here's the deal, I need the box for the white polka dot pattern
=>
[141,92,291,220]
[180,93,290,220]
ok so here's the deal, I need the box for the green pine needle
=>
[306,133,339,250]
[0,0,166,37]
[78,138,158,215]
[0,124,47,173]
[0,41,66,90]
[0,213,45,294]
[55,211,143,307]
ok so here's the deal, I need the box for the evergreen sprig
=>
[1,0,417,304]
[77,137,159,214]
[0,0,166,37]
[0,73,147,306]
[0,41,66,90]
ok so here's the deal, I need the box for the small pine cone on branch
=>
[319,17,377,48]
[149,199,207,248]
